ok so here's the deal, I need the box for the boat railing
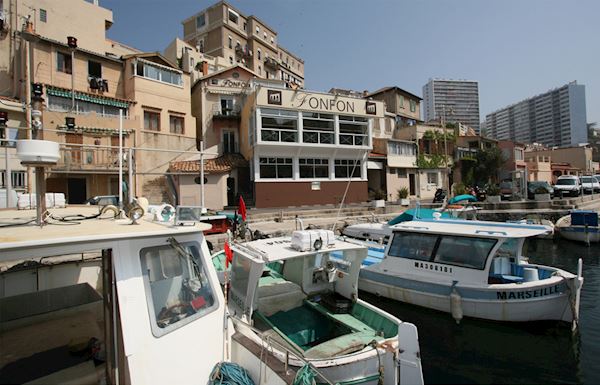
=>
[229,316,336,385]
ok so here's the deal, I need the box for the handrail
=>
[229,316,336,385]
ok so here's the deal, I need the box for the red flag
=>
[238,195,247,222]
[224,241,233,268]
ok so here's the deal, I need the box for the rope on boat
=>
[209,362,255,385]
[293,363,316,385]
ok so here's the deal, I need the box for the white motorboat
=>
[358,218,584,326]
[556,210,600,244]
[227,230,424,385]
[1,206,395,385]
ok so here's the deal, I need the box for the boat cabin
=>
[229,238,398,357]
[385,219,554,285]
[0,208,225,385]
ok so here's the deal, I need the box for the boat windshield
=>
[388,232,497,270]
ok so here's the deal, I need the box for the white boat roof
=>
[391,218,552,238]
[0,206,211,255]
[232,236,365,263]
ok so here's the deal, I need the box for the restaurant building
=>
[172,82,383,209]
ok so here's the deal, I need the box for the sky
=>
[102,0,599,124]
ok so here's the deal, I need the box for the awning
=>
[46,86,131,109]
[367,161,383,170]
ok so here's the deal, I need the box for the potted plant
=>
[534,186,551,201]
[369,188,386,208]
[486,184,501,203]
[397,187,410,206]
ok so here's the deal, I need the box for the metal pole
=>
[4,127,12,208]
[200,141,205,208]
[35,166,46,227]
[71,49,75,111]
[128,147,133,203]
[118,109,123,208]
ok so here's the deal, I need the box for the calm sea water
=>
[361,238,600,384]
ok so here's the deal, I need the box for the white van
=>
[553,175,582,197]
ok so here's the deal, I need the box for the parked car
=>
[85,195,119,206]
[580,176,600,193]
[553,175,582,197]
[527,181,554,200]
[499,181,514,200]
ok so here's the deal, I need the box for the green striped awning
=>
[46,86,130,109]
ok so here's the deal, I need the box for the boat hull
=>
[359,270,578,323]
[558,227,600,243]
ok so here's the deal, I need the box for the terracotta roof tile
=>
[170,153,248,173]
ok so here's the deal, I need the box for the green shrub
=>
[397,187,409,200]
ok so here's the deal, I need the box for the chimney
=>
[202,61,209,76]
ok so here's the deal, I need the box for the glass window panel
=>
[388,233,439,261]
[140,243,217,337]
[278,164,292,178]
[433,236,496,270]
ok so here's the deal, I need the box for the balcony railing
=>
[235,45,253,59]
[55,144,129,171]
[302,130,334,144]
[212,105,241,118]
[339,133,367,146]
[264,57,280,70]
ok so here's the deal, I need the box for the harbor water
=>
[362,238,600,384]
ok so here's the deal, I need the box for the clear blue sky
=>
[102,0,599,125]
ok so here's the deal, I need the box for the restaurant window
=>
[57,52,72,74]
[260,108,297,143]
[335,159,361,178]
[169,115,184,134]
[299,158,329,179]
[302,112,334,144]
[140,243,217,337]
[388,233,439,262]
[433,236,496,270]
[259,157,293,179]
[339,115,368,146]
[144,110,160,131]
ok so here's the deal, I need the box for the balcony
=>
[54,144,129,172]
[235,45,252,59]
[264,57,280,70]
[212,105,241,120]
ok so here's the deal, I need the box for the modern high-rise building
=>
[484,82,587,148]
[181,1,305,87]
[422,79,480,132]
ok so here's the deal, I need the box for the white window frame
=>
[228,9,239,25]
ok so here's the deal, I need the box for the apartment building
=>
[423,79,481,132]
[181,1,304,88]
[498,140,526,182]
[172,82,383,208]
[394,123,453,199]
[484,82,587,148]
[1,0,196,203]
[365,86,422,200]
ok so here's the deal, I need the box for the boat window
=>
[140,243,217,338]
[387,232,439,261]
[495,238,519,259]
[433,236,496,270]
